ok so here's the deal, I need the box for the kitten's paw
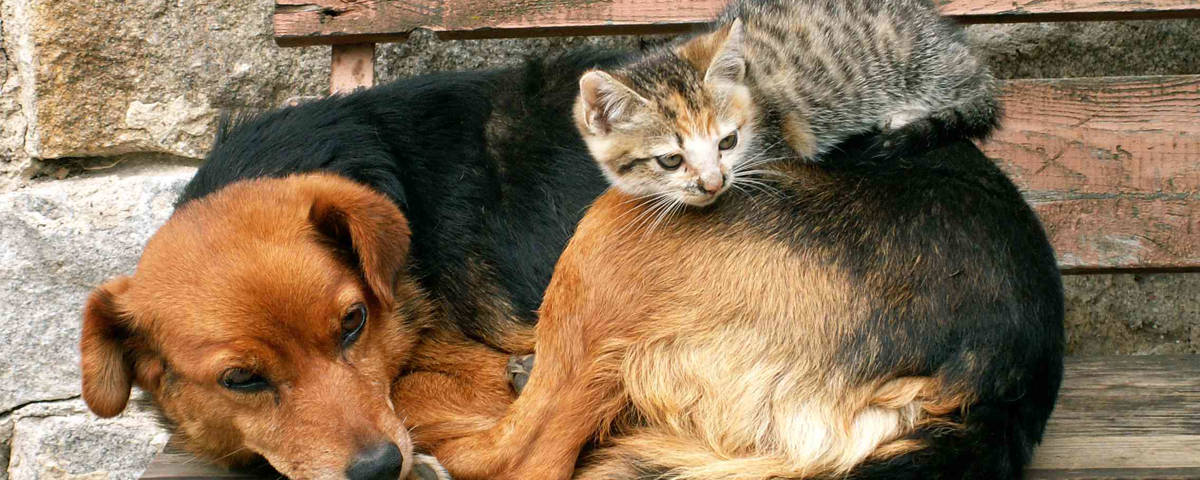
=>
[883,111,923,131]
[507,353,536,395]
[409,454,452,480]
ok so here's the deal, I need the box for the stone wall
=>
[0,0,1196,477]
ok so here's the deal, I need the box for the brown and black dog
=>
[79,50,629,479]
[434,138,1063,479]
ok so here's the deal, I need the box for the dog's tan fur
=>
[80,173,518,479]
[432,178,968,479]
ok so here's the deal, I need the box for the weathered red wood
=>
[273,0,1200,46]
[938,0,1200,23]
[330,43,375,93]
[984,75,1200,272]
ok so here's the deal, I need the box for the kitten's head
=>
[574,20,757,207]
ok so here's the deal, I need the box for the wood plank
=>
[938,0,1200,23]
[1028,356,1200,477]
[273,0,1200,46]
[984,75,1200,272]
[330,43,375,93]
[140,356,1200,479]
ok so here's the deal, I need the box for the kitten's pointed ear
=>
[578,70,649,135]
[703,19,747,85]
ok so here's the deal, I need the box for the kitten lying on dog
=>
[79,50,628,479]
[576,0,998,207]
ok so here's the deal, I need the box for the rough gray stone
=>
[6,398,168,480]
[1064,273,1200,355]
[15,0,328,161]
[0,161,196,414]
[376,30,658,83]
[969,19,1200,80]
[0,0,33,191]
[1,413,12,480]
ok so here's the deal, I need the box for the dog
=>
[433,137,1065,479]
[79,49,630,479]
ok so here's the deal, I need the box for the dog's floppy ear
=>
[80,276,135,418]
[309,185,412,308]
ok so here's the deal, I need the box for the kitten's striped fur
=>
[575,0,999,207]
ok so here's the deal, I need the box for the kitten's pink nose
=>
[700,173,725,194]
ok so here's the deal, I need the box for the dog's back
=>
[562,136,1063,478]
[439,136,1063,479]
[177,49,630,349]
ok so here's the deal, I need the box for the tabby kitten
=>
[574,0,1000,207]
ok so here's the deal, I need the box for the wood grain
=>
[985,76,1200,272]
[139,356,1200,479]
[273,0,1200,46]
[937,0,1200,23]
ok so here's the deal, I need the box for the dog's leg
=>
[409,454,453,480]
[433,296,633,479]
[392,332,517,450]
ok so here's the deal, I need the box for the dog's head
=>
[80,173,429,479]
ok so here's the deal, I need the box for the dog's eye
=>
[341,303,367,349]
[220,368,270,392]
[718,131,738,150]
[657,154,684,170]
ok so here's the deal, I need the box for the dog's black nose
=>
[346,442,404,480]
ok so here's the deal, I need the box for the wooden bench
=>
[140,0,1200,478]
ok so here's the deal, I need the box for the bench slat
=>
[989,75,1200,272]
[138,356,1200,479]
[274,0,1200,46]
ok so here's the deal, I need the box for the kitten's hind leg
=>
[781,111,820,160]
[876,95,1001,159]
[882,107,930,131]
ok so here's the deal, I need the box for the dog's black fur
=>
[177,48,1060,478]
[769,137,1063,479]
[179,49,631,348]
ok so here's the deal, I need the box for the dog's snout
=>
[346,442,404,480]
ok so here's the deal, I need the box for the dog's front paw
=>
[409,453,452,480]
[507,354,536,395]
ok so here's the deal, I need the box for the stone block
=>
[0,162,195,414]
[5,0,328,162]
[5,399,167,480]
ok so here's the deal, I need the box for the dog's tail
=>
[582,367,1056,480]
[842,357,1062,480]
[584,378,957,480]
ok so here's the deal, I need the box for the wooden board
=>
[1026,356,1200,479]
[985,75,1200,273]
[273,0,1200,46]
[139,356,1200,479]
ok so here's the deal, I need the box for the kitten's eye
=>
[718,131,738,151]
[341,303,367,349]
[657,154,684,170]
[220,368,270,393]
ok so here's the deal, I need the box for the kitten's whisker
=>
[645,198,683,238]
[737,169,790,180]
[735,178,785,198]
[624,195,672,236]
[613,192,673,232]
[642,197,676,231]
[735,155,790,169]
